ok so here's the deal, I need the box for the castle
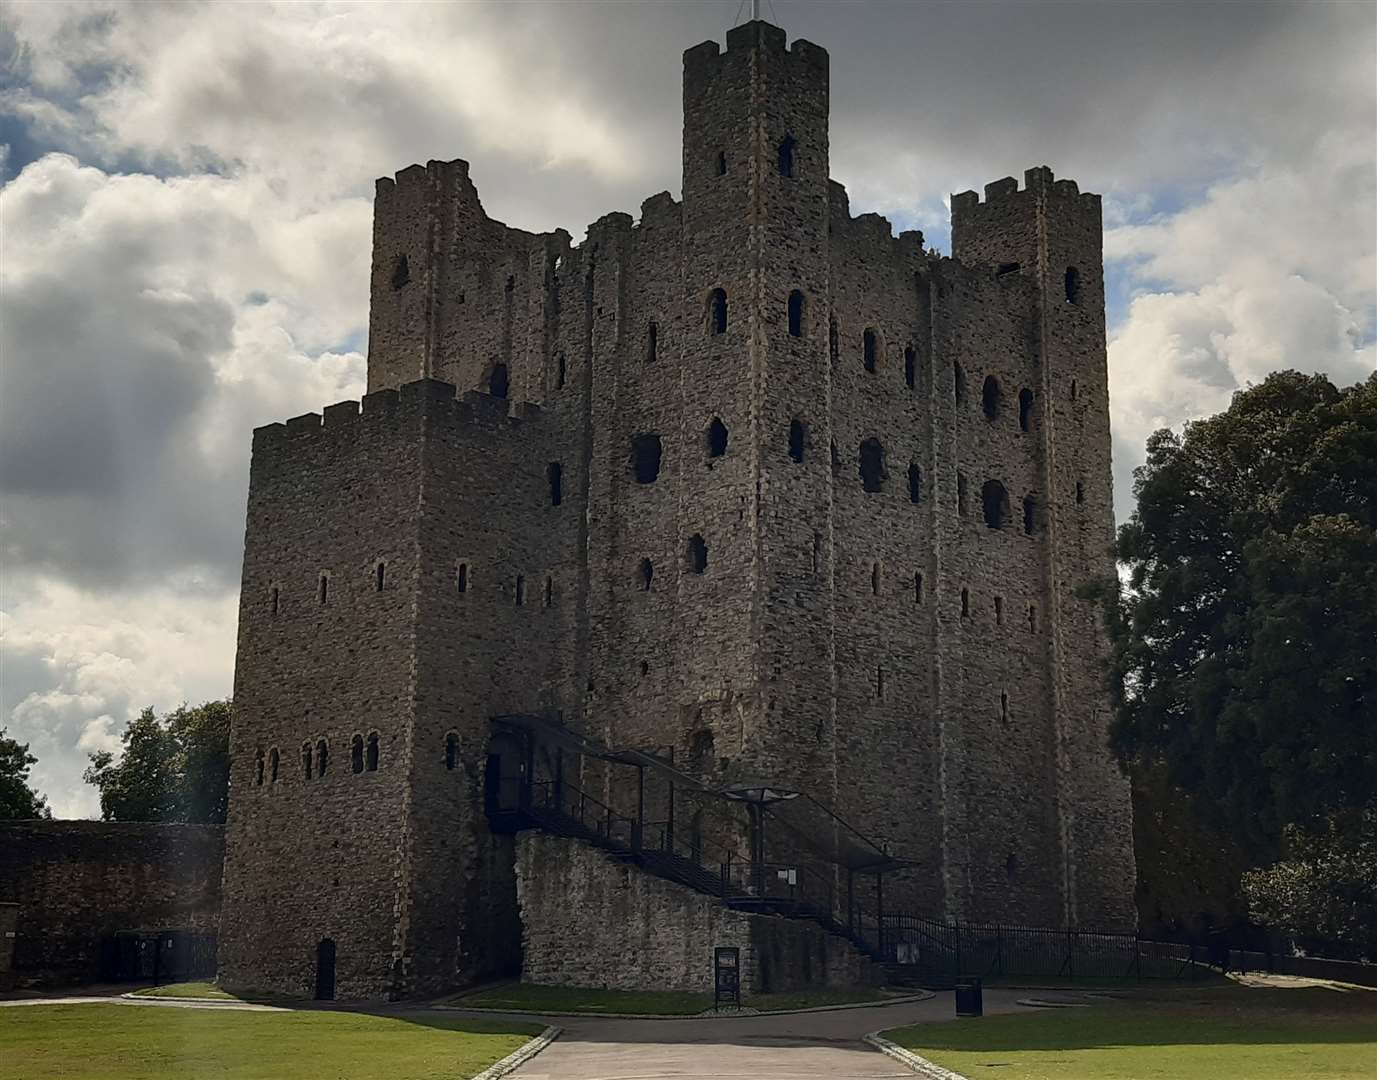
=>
[218,19,1136,1001]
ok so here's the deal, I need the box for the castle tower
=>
[218,18,1136,1003]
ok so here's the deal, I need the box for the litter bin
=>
[954,975,983,1017]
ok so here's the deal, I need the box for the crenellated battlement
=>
[251,378,545,463]
[951,166,1098,217]
[684,19,828,75]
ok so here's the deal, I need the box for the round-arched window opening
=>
[707,417,729,458]
[631,433,663,484]
[787,290,805,338]
[488,363,509,399]
[777,135,796,178]
[982,480,1010,529]
[858,437,886,493]
[1065,266,1081,304]
[982,375,1002,421]
[863,328,879,373]
[708,289,728,335]
[687,533,708,574]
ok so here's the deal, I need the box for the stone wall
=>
[515,832,877,994]
[0,822,223,985]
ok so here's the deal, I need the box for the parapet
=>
[684,20,828,79]
[375,157,472,198]
[638,191,681,231]
[251,378,546,463]
[951,166,1098,217]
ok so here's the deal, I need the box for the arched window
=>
[788,419,806,463]
[548,462,563,506]
[954,362,966,405]
[707,417,728,458]
[982,480,1010,529]
[863,329,879,373]
[316,738,329,777]
[788,291,805,337]
[351,735,364,774]
[489,363,509,399]
[645,321,658,363]
[778,135,796,178]
[982,375,1002,421]
[904,346,916,390]
[375,562,386,592]
[456,563,469,594]
[1023,495,1039,535]
[366,732,380,772]
[1065,266,1081,305]
[445,732,458,771]
[254,750,265,787]
[391,254,410,290]
[269,747,280,783]
[709,289,728,335]
[639,558,654,591]
[302,743,312,780]
[688,533,708,574]
[631,433,662,483]
[859,438,886,493]
[1018,388,1034,432]
[908,462,923,504]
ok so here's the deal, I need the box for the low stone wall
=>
[515,832,878,994]
[0,821,224,986]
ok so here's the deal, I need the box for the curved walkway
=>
[453,990,1035,1079]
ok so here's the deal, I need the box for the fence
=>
[881,915,1215,984]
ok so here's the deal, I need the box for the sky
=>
[1,0,1374,818]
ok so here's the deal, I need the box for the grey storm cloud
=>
[0,0,1372,816]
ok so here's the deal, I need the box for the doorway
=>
[314,938,336,1000]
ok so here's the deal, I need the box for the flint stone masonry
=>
[221,18,1136,1001]
[516,833,878,994]
[0,821,223,986]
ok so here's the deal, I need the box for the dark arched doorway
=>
[315,938,336,1000]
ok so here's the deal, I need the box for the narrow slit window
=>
[688,533,708,574]
[812,532,822,575]
[445,733,458,771]
[548,462,563,506]
[514,575,525,606]
[645,321,658,363]
[954,362,966,405]
[859,437,886,493]
[788,291,805,338]
[982,375,1002,421]
[908,462,923,505]
[269,748,280,783]
[1028,603,1038,632]
[1065,266,1081,304]
[376,562,386,592]
[709,289,728,335]
[351,735,364,774]
[961,588,970,618]
[707,417,729,458]
[1076,481,1085,504]
[556,352,567,389]
[365,732,379,772]
[270,586,279,615]
[543,576,553,607]
[457,563,468,594]
[957,473,969,517]
[255,750,265,787]
[863,328,878,373]
[829,316,839,364]
[391,254,410,290]
[1019,388,1034,432]
[1001,691,1010,724]
[872,562,881,596]
[302,743,313,780]
[319,574,329,605]
[876,664,885,700]
[716,150,728,176]
[1023,495,1039,535]
[914,572,924,604]
[778,135,796,178]
[788,419,806,463]
[639,558,654,591]
[489,363,509,399]
[316,738,328,777]
[1070,379,1078,401]
[904,346,916,390]
[995,595,1004,625]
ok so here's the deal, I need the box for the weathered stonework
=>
[0,822,223,985]
[220,19,1136,1001]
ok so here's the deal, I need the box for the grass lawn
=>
[130,981,241,1000]
[452,981,895,1014]
[0,1003,544,1080]
[881,979,1377,1080]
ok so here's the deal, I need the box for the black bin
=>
[954,976,983,1017]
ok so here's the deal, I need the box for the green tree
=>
[1242,809,1377,961]
[83,701,231,823]
[0,728,51,820]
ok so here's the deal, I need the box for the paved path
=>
[456,990,1035,1079]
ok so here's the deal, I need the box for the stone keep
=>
[219,20,1137,1000]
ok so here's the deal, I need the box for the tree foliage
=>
[1242,809,1377,962]
[83,701,232,824]
[1107,370,1377,861]
[0,728,51,820]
